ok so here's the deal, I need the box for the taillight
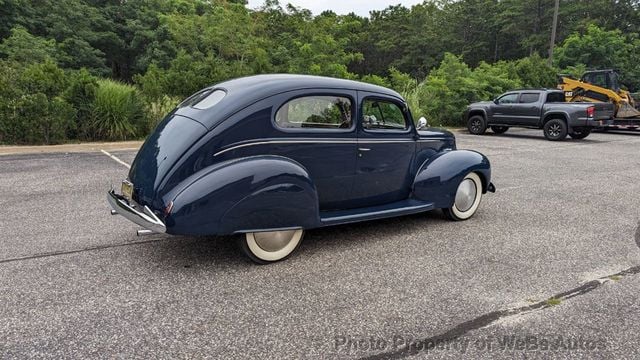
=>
[587,106,595,118]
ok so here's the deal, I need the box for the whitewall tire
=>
[242,229,304,264]
[443,172,483,221]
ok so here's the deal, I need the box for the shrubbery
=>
[0,60,179,144]
[397,53,558,127]
[0,52,560,144]
[358,53,559,128]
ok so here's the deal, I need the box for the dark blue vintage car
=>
[108,74,495,263]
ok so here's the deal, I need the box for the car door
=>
[351,92,416,208]
[268,90,358,211]
[491,93,520,124]
[510,92,541,125]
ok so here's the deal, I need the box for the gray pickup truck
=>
[464,89,614,140]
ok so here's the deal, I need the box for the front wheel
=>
[569,127,592,139]
[443,172,483,221]
[467,115,487,135]
[242,229,304,264]
[543,119,568,141]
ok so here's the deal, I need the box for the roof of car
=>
[174,74,404,130]
[214,74,403,99]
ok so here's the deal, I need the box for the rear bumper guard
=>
[107,190,166,234]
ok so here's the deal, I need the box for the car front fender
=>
[412,150,492,209]
[164,155,319,235]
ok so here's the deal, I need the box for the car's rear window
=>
[192,90,226,109]
[546,92,566,103]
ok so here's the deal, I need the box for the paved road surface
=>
[1,129,639,358]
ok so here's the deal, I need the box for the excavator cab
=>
[581,70,621,92]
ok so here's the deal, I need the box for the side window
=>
[497,93,518,104]
[546,92,565,103]
[362,99,408,130]
[275,96,352,130]
[519,93,540,104]
[584,73,606,88]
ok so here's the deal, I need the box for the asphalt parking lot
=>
[1,128,640,358]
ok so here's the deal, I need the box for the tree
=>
[554,25,640,90]
[0,26,58,64]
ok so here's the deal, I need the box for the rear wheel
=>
[490,126,509,134]
[543,119,568,141]
[443,172,483,221]
[242,229,304,264]
[569,127,592,140]
[467,115,487,135]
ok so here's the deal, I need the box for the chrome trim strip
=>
[213,138,445,157]
[107,190,166,233]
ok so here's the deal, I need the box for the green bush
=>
[91,79,144,141]
[64,69,99,139]
[2,94,75,145]
[0,60,76,144]
[133,63,168,102]
[407,53,534,127]
[141,95,181,135]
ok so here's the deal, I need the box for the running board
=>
[320,199,434,227]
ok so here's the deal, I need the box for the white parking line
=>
[100,149,131,169]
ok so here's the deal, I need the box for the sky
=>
[246,0,425,17]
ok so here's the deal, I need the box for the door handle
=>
[358,148,371,151]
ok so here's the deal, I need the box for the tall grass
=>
[140,95,181,135]
[91,79,143,140]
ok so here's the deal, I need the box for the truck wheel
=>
[543,119,568,141]
[443,172,483,221]
[491,126,509,134]
[569,127,592,140]
[467,116,487,135]
[242,229,304,264]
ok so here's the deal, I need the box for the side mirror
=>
[493,99,499,104]
[417,117,428,130]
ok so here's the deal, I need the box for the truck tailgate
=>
[593,103,615,120]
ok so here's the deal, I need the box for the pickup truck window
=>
[519,93,540,103]
[497,94,518,104]
[546,92,565,103]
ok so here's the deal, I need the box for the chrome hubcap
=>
[253,230,297,252]
[548,124,561,137]
[455,179,477,212]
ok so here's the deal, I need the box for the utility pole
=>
[548,0,560,65]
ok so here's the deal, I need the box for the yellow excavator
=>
[558,69,640,119]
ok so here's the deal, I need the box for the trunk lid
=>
[128,114,207,208]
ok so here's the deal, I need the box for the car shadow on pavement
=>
[484,132,608,143]
[139,210,451,268]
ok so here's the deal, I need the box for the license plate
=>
[121,180,133,201]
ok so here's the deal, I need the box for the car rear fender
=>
[412,150,491,208]
[164,155,319,235]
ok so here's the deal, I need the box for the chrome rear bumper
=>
[107,190,166,233]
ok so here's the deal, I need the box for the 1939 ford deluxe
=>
[108,75,495,263]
